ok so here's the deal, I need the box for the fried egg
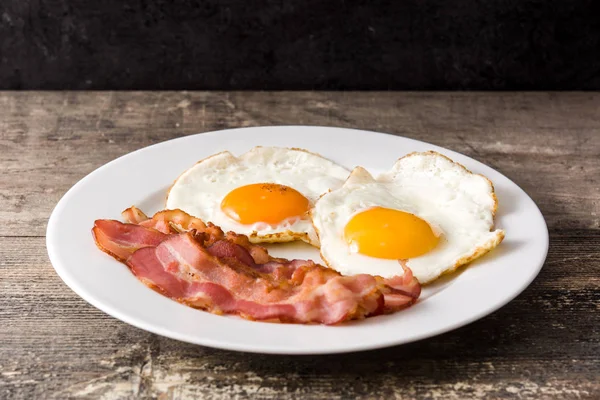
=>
[312,151,505,284]
[166,147,350,245]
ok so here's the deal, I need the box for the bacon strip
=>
[127,232,383,324]
[378,262,421,312]
[122,206,271,264]
[93,208,421,324]
[121,206,148,224]
[92,219,167,261]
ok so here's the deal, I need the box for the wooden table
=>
[1,92,598,399]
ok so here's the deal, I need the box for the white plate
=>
[47,126,548,355]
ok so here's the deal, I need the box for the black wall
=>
[1,0,599,90]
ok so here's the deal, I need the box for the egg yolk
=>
[221,183,309,225]
[344,207,439,259]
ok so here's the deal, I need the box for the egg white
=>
[312,151,505,284]
[166,146,350,245]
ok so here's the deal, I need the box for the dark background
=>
[1,0,599,90]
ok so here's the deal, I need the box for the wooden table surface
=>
[1,92,598,399]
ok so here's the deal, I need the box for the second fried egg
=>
[312,151,505,284]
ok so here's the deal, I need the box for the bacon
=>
[92,219,167,261]
[121,206,149,224]
[121,207,271,264]
[92,208,421,324]
[126,232,384,324]
[206,240,257,267]
[377,262,421,312]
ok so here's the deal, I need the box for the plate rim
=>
[46,125,549,355]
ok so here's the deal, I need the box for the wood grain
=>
[0,92,598,399]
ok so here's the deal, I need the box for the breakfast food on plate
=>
[312,151,505,284]
[92,148,506,324]
[92,207,421,324]
[165,147,350,246]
